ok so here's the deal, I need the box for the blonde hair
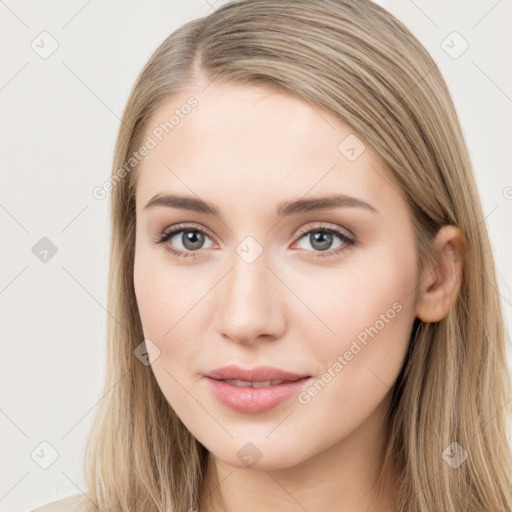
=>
[79,1,512,510]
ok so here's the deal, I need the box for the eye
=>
[154,223,356,259]
[154,223,215,259]
[293,224,356,258]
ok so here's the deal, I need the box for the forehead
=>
[135,82,400,213]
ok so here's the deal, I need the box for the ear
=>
[415,225,465,323]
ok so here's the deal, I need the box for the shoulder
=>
[31,493,91,512]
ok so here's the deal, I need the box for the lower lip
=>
[205,377,311,414]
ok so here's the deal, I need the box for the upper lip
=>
[206,365,310,382]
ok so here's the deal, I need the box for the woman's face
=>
[133,81,419,470]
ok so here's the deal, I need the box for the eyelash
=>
[154,223,356,259]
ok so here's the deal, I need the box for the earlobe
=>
[415,225,465,323]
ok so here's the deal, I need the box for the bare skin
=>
[133,80,464,512]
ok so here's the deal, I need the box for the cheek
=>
[133,254,205,416]
[133,249,209,370]
[134,253,167,338]
[333,263,415,340]
[293,262,416,443]
[306,245,418,397]
[134,241,198,339]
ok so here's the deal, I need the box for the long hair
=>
[78,1,512,510]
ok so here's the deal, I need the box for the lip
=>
[205,365,309,382]
[204,365,311,414]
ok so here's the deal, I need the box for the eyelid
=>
[154,222,217,244]
[156,221,353,243]
[294,222,355,240]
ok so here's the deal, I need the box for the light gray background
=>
[1,1,511,511]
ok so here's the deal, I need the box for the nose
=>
[214,252,287,345]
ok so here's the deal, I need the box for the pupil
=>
[311,231,332,251]
[183,231,204,250]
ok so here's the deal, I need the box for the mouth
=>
[215,377,305,388]
[205,364,310,383]
[204,368,312,414]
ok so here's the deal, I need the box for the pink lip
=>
[206,377,311,413]
[206,364,309,382]
[204,365,311,414]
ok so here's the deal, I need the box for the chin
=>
[206,439,309,471]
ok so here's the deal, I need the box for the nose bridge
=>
[214,245,285,343]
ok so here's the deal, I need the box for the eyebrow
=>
[143,193,378,216]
